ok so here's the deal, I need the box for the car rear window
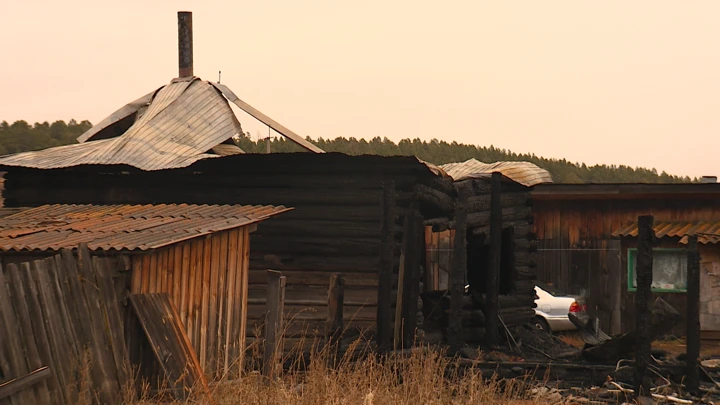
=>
[535,280,565,297]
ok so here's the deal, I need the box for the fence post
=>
[326,273,345,367]
[634,215,654,398]
[485,172,503,347]
[448,184,468,355]
[263,270,286,379]
[686,235,701,395]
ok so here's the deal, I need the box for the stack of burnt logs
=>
[416,173,537,346]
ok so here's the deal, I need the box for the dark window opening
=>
[466,228,515,295]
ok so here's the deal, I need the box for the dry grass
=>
[123,340,578,405]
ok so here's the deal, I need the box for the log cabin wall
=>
[128,227,250,379]
[532,184,720,335]
[0,153,444,353]
[421,177,537,343]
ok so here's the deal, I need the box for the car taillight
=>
[569,301,582,313]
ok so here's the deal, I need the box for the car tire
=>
[533,316,551,333]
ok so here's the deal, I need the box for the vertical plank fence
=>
[0,244,128,405]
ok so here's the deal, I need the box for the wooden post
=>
[686,234,701,395]
[402,213,423,347]
[377,181,395,353]
[448,185,468,354]
[485,172,502,347]
[634,215,654,398]
[326,273,345,367]
[263,270,285,379]
[394,215,409,350]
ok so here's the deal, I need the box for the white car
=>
[533,281,588,333]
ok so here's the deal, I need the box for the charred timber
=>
[432,207,531,232]
[447,187,468,354]
[472,222,533,238]
[414,184,455,213]
[466,193,531,212]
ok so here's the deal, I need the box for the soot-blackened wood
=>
[414,184,455,213]
[402,213,423,347]
[448,186,468,355]
[686,235,701,395]
[466,192,531,212]
[377,181,396,353]
[263,270,286,379]
[326,274,345,367]
[634,215,654,398]
[485,172,502,347]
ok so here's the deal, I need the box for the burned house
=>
[420,159,552,344]
[532,182,720,336]
[0,11,552,367]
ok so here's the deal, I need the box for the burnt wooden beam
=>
[326,274,344,368]
[466,192,531,212]
[433,206,531,232]
[686,235,701,395]
[401,212,423,347]
[414,184,454,213]
[263,270,286,379]
[485,172,502,347]
[634,215,654,398]
[377,181,396,353]
[448,186,468,355]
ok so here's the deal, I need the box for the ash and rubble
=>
[429,299,720,404]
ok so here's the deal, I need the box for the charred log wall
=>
[420,177,537,342]
[1,153,440,353]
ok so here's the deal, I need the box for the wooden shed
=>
[532,183,720,336]
[0,203,290,378]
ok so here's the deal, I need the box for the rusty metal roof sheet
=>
[438,158,553,187]
[0,204,291,252]
[613,220,720,244]
[0,78,247,171]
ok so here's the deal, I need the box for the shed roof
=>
[0,204,291,252]
[532,183,720,201]
[613,219,720,244]
[438,158,553,187]
[0,78,246,171]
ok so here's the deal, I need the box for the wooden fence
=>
[0,244,127,405]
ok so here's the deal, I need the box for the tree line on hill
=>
[0,119,694,183]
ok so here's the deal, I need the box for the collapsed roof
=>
[439,158,553,187]
[0,76,324,171]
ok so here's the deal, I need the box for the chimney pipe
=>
[178,11,193,78]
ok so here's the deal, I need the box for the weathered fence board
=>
[0,247,132,405]
[129,293,208,398]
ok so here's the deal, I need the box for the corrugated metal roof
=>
[438,158,553,187]
[0,204,291,252]
[613,220,720,244]
[0,78,246,171]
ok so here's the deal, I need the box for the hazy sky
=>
[1,1,718,178]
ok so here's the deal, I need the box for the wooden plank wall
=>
[0,246,127,405]
[130,227,250,379]
[533,199,720,335]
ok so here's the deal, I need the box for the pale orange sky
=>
[1,1,718,178]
